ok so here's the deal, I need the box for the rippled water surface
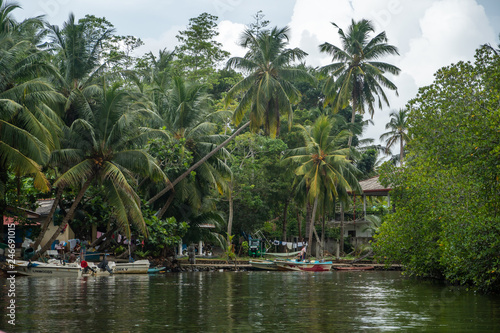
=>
[1,271,499,332]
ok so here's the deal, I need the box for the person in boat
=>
[81,260,96,274]
[73,241,81,253]
[298,246,307,261]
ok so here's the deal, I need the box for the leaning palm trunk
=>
[90,225,117,248]
[32,178,93,260]
[307,197,318,256]
[32,186,65,250]
[148,121,250,205]
[157,192,176,220]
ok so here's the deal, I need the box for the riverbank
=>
[172,258,402,272]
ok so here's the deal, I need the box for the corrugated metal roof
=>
[351,176,391,196]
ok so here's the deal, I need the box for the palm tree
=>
[319,19,400,148]
[0,29,65,198]
[45,13,115,126]
[0,0,19,33]
[286,115,360,255]
[33,79,167,259]
[380,108,409,167]
[150,77,231,218]
[226,26,315,138]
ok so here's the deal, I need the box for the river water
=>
[1,271,499,332]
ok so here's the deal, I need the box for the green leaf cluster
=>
[375,45,500,292]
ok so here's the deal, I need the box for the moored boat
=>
[249,259,279,271]
[113,259,149,274]
[275,259,333,272]
[13,260,83,277]
[147,266,166,274]
[334,266,374,271]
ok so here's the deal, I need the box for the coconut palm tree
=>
[319,19,400,148]
[225,26,315,138]
[45,13,115,126]
[33,79,167,259]
[380,108,409,167]
[149,77,231,218]
[0,30,65,198]
[0,0,19,33]
[286,115,360,255]
[146,27,313,206]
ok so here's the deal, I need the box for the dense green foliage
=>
[6,4,498,293]
[375,45,500,292]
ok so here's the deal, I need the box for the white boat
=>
[13,260,82,277]
[113,259,150,274]
[11,258,150,277]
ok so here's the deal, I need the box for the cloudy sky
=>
[15,0,500,148]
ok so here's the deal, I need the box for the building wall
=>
[40,222,75,249]
[343,222,373,238]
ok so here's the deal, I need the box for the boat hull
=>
[113,260,149,274]
[14,261,82,277]
[334,266,374,271]
[249,259,280,271]
[275,260,333,272]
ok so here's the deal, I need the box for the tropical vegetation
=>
[1,2,499,292]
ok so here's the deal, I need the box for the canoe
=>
[275,259,333,272]
[334,266,375,271]
[147,266,166,274]
[249,259,279,271]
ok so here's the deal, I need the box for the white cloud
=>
[287,0,496,149]
[401,0,495,87]
[14,0,499,149]
[216,20,246,59]
[288,0,354,67]
[137,25,183,56]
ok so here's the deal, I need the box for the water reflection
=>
[0,271,499,332]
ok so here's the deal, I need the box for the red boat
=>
[274,259,333,272]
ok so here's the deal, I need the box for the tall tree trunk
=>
[282,199,289,244]
[347,84,359,149]
[148,121,250,205]
[400,137,404,167]
[297,209,302,241]
[275,96,281,137]
[321,212,325,258]
[227,182,233,244]
[33,186,65,249]
[305,202,311,241]
[307,197,318,256]
[32,178,93,260]
[340,202,345,256]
